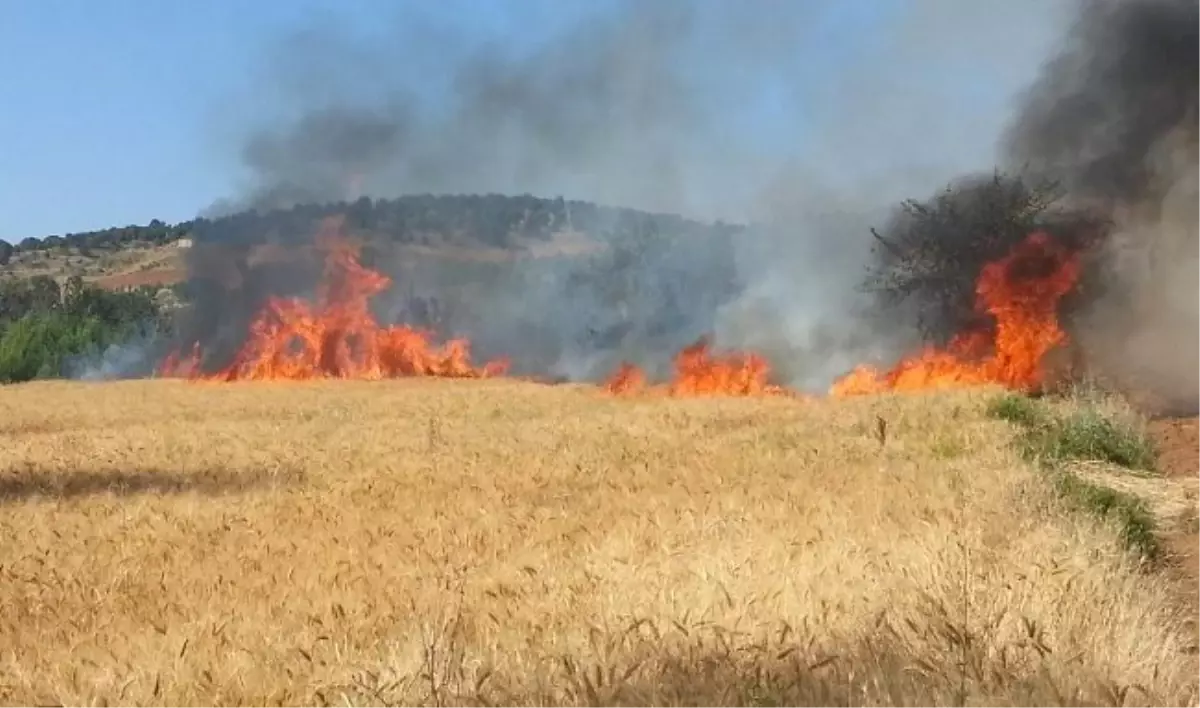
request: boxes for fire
[159,219,508,382]
[162,221,1079,398]
[157,342,202,379]
[829,231,1081,397]
[604,337,790,397]
[604,231,1080,400]
[605,362,646,395]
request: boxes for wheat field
[0,379,1195,706]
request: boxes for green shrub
[0,312,132,383]
[988,394,1157,472]
[1038,408,1157,471]
[986,393,1043,427]
[0,276,168,384]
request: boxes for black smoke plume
[1009,0,1199,413]
[1005,0,1198,207]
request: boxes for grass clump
[1040,408,1158,471]
[987,392,1044,427]
[1052,471,1161,561]
[989,393,1158,473]
[989,391,1162,560]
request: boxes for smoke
[1004,0,1198,206]
[1004,0,1198,413]
[175,0,1200,396]
[66,329,162,381]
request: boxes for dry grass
[0,243,184,288]
[0,379,1195,706]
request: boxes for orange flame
[605,231,1080,400]
[156,342,202,379]
[162,224,1079,399]
[160,219,508,382]
[604,337,791,397]
[829,231,1081,397]
[605,362,646,395]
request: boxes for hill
[0,378,1195,705]
[0,194,740,291]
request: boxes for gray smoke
[1005,0,1198,413]
[193,0,1087,389]
[65,323,165,381]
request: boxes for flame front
[604,231,1080,400]
[163,225,1080,396]
[604,337,790,397]
[829,231,1081,397]
[159,220,508,382]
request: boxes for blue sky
[0,1,407,241]
[2,0,675,241]
[0,0,1064,243]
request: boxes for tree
[0,240,12,266]
[861,171,1108,343]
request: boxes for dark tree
[862,171,1108,344]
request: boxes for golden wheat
[0,379,1194,706]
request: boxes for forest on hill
[0,193,738,262]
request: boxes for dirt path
[1142,422,1200,648]
[1150,417,1199,479]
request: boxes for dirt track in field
[1149,417,1200,610]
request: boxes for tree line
[1,193,730,259]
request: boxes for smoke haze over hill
[149,0,1199,407]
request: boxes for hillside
[0,194,740,291]
[0,193,749,386]
[0,379,1196,706]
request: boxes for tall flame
[163,224,1080,397]
[159,220,508,382]
[829,230,1081,396]
[604,230,1081,399]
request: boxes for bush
[992,395,1157,472]
[986,393,1043,427]
[1036,408,1157,471]
[0,278,168,383]
[0,312,117,383]
[1052,472,1159,560]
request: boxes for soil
[1147,417,1199,624]
[93,267,187,290]
[1150,417,1200,480]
